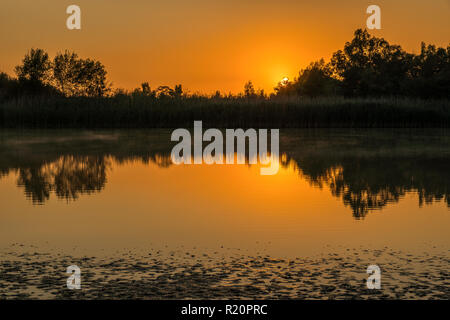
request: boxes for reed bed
[1,96,448,128]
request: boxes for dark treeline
[274,29,450,99]
[1,29,449,128]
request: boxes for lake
[0,129,449,299]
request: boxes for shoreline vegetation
[1,29,449,128]
[1,96,448,128]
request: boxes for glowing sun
[281,77,289,85]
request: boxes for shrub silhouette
[275,59,338,97]
[53,50,109,97]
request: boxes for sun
[281,77,289,85]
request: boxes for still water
[0,129,448,257]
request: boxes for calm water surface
[0,129,449,257]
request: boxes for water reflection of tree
[15,156,109,203]
[0,131,448,218]
[4,152,448,217]
[282,134,450,218]
[4,154,173,204]
[304,166,404,219]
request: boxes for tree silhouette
[244,81,256,98]
[74,58,109,97]
[174,84,183,98]
[12,49,110,97]
[330,29,412,96]
[156,85,174,98]
[141,82,152,96]
[15,48,52,85]
[407,43,450,98]
[53,50,79,96]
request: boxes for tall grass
[0,95,449,128]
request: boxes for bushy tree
[330,29,412,96]
[74,58,109,97]
[54,52,109,97]
[407,43,450,98]
[156,85,174,98]
[53,50,79,96]
[295,60,338,97]
[15,48,52,85]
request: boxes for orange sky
[1,0,449,93]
